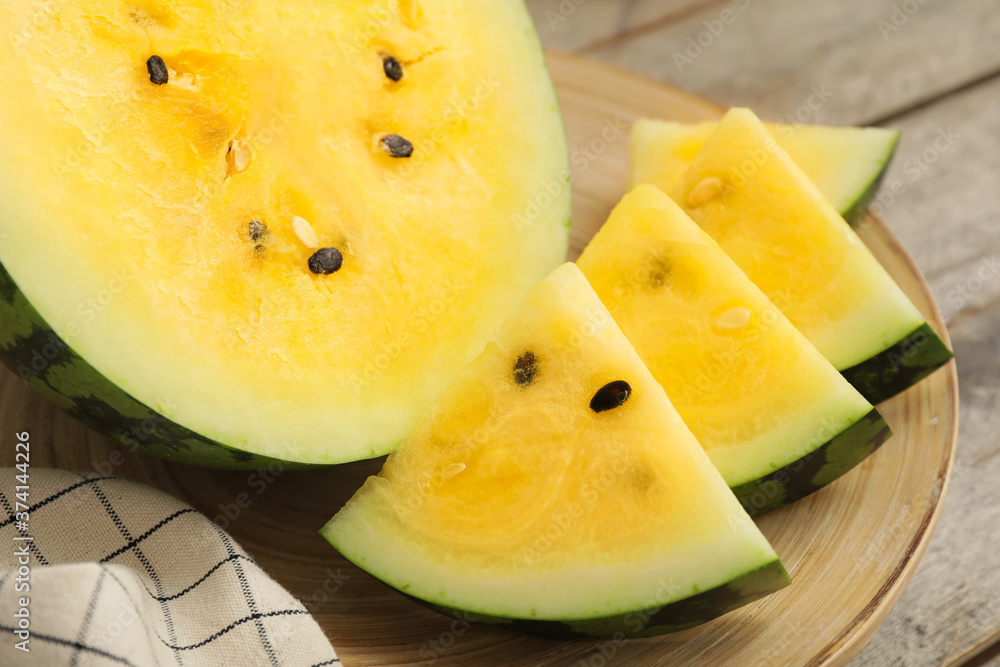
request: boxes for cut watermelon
[631,119,900,224]
[0,1,569,466]
[322,264,789,639]
[577,185,891,515]
[669,108,952,405]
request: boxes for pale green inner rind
[776,126,900,221]
[417,558,790,639]
[836,130,900,223]
[0,264,299,468]
[716,390,874,488]
[321,493,779,623]
[805,267,927,372]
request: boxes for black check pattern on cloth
[0,469,340,667]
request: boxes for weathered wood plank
[524,0,714,53]
[839,76,1000,667]
[575,0,1000,126]
[965,642,1000,666]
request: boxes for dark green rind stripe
[414,560,790,640]
[839,131,900,225]
[0,265,302,469]
[841,323,954,405]
[733,408,892,517]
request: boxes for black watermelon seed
[381,134,414,158]
[308,247,344,275]
[147,56,169,85]
[248,220,267,242]
[590,381,632,413]
[513,351,538,386]
[383,56,404,82]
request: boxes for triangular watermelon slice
[322,263,789,639]
[578,185,891,516]
[671,108,952,404]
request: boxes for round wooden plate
[0,52,958,666]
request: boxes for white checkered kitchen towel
[0,468,340,667]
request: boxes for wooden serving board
[0,52,958,666]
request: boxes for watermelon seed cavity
[383,56,404,82]
[590,381,632,413]
[513,351,537,386]
[248,220,267,242]
[381,134,414,158]
[169,70,199,91]
[649,257,671,288]
[309,248,344,275]
[146,56,169,85]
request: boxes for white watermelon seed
[234,145,251,172]
[292,216,320,249]
[442,463,466,479]
[687,177,724,207]
[714,306,752,330]
[227,139,253,175]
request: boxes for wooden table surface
[521,0,1000,664]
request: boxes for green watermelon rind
[407,559,790,640]
[732,408,892,517]
[840,323,954,405]
[0,264,305,469]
